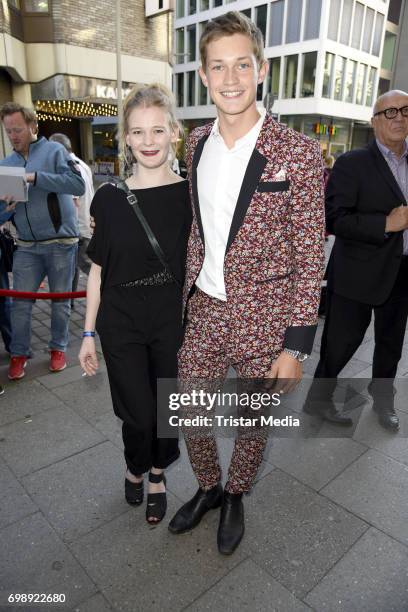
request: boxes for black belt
[119,269,175,287]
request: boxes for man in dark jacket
[306,89,408,430]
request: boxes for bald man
[305,90,408,431]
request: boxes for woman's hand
[79,337,99,376]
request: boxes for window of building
[213,0,222,6]
[8,0,21,9]
[240,8,251,17]
[362,8,374,53]
[355,63,367,104]
[344,59,357,102]
[367,68,377,105]
[351,2,364,49]
[23,0,49,11]
[268,0,284,46]
[340,0,353,45]
[301,51,317,97]
[285,0,302,44]
[225,0,236,3]
[377,76,388,98]
[284,55,298,98]
[199,78,207,105]
[200,0,209,10]
[372,13,384,56]
[176,73,184,107]
[199,21,208,43]
[176,28,185,62]
[176,0,184,18]
[187,24,196,61]
[268,57,281,98]
[304,0,321,40]
[334,55,346,100]
[256,4,267,40]
[322,52,334,98]
[328,0,341,40]
[381,31,397,71]
[187,72,196,106]
[388,0,402,25]
[188,0,196,15]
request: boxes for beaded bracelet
[83,331,95,338]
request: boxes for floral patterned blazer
[183,112,326,357]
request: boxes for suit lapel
[226,148,267,252]
[191,133,210,244]
[370,141,406,203]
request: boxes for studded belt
[119,269,175,287]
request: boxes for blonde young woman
[79,85,191,524]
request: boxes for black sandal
[125,473,144,506]
[146,472,167,525]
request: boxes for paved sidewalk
[0,271,408,611]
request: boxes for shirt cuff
[283,325,317,355]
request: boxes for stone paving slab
[50,370,112,422]
[0,513,97,610]
[185,558,311,612]
[0,404,105,477]
[305,528,408,612]
[265,437,368,491]
[70,496,245,612]
[0,379,67,427]
[241,470,369,598]
[0,458,37,530]
[352,405,408,465]
[72,593,114,612]
[22,441,127,543]
[321,449,408,546]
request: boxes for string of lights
[35,100,118,119]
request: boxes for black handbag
[113,179,181,287]
[0,227,16,272]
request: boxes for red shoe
[8,356,28,380]
[49,350,67,372]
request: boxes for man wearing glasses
[306,89,408,431]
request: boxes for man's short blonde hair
[0,102,38,132]
[199,11,265,70]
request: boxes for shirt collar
[210,108,266,150]
[376,138,408,162]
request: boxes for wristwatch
[283,348,309,362]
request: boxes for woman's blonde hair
[121,83,181,172]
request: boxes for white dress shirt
[196,109,266,300]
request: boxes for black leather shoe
[168,483,223,534]
[217,491,244,555]
[372,404,399,431]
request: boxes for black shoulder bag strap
[113,178,181,287]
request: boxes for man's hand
[264,351,303,394]
[1,195,17,212]
[25,173,35,184]
[385,205,408,232]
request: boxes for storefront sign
[32,75,138,103]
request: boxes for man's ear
[199,66,208,87]
[257,59,269,84]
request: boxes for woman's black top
[87,180,192,291]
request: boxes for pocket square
[272,169,287,181]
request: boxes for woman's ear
[125,133,130,147]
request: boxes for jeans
[0,253,11,352]
[10,242,77,356]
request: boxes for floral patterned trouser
[178,288,277,494]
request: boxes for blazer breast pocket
[257,180,290,193]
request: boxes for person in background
[305,90,408,431]
[0,102,84,379]
[49,133,94,307]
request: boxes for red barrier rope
[0,289,86,299]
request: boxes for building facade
[174,0,406,155]
[0,0,173,164]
